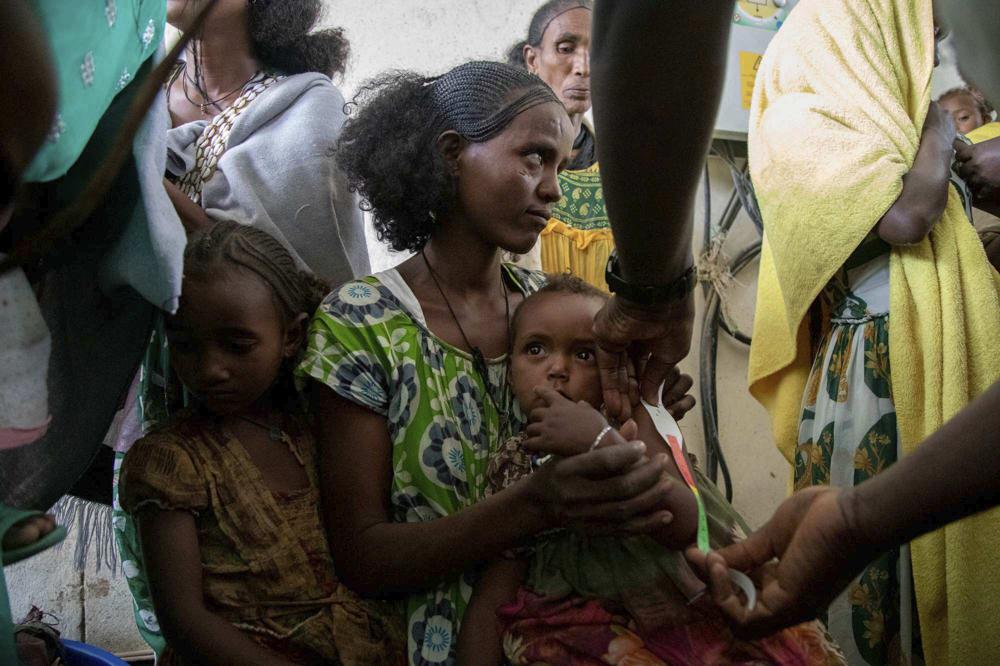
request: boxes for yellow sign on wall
[740,51,763,110]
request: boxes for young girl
[456,276,846,665]
[119,221,403,665]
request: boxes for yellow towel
[747,0,1000,663]
[966,120,1000,144]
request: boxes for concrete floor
[6,510,151,659]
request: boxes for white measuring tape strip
[640,397,757,612]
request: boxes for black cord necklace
[178,61,261,115]
[421,250,510,413]
[234,414,287,443]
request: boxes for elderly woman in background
[112,0,369,656]
[511,0,618,292]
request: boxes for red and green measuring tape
[641,397,757,610]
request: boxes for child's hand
[524,387,611,457]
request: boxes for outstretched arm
[590,0,733,415]
[688,379,1000,636]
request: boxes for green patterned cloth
[550,165,608,231]
[112,318,182,657]
[297,265,545,665]
[794,237,917,665]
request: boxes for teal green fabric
[25,0,165,183]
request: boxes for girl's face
[166,267,301,415]
[450,101,574,254]
[510,291,605,414]
[525,8,593,117]
[940,92,989,134]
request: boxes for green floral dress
[795,236,916,666]
[297,265,545,666]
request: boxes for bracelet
[590,425,613,451]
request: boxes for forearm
[847,380,1000,552]
[877,131,952,245]
[456,559,526,666]
[160,605,297,666]
[164,178,213,234]
[591,0,731,283]
[331,480,547,597]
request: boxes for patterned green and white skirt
[794,251,918,666]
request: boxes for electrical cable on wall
[696,140,763,501]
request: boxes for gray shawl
[166,72,369,286]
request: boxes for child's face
[940,92,989,134]
[510,291,605,414]
[166,267,296,415]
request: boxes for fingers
[619,419,638,441]
[667,396,697,420]
[954,138,972,160]
[640,354,673,406]
[714,527,783,574]
[534,386,568,407]
[597,346,628,420]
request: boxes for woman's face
[450,101,574,254]
[525,8,592,117]
[166,0,246,31]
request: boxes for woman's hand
[520,431,675,535]
[956,136,1000,211]
[685,486,874,638]
[661,366,696,420]
[594,292,695,422]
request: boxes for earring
[429,211,438,224]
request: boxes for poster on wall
[714,0,798,139]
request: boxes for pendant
[268,426,283,442]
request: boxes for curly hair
[337,62,561,253]
[248,0,348,77]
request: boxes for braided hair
[337,61,562,253]
[184,221,327,329]
[182,221,328,405]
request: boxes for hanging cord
[0,0,219,275]
[696,142,764,499]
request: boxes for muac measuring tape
[641,397,757,611]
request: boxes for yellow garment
[540,164,614,291]
[966,120,1000,144]
[540,220,613,291]
[747,1,1000,663]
